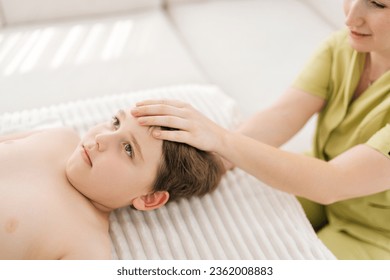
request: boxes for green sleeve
[366,124,390,159]
[292,35,335,100]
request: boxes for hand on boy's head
[131,99,227,153]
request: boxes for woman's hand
[131,99,228,153]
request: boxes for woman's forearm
[217,131,333,203]
[237,87,325,147]
[217,131,390,204]
[237,107,302,147]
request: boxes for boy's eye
[112,116,120,129]
[124,143,133,158]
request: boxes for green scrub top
[293,29,390,254]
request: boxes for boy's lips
[81,145,93,166]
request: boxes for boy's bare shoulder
[42,127,80,141]
[36,127,80,154]
[1,126,78,143]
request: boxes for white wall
[0,0,162,25]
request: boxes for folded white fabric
[0,84,335,259]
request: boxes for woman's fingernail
[131,108,139,115]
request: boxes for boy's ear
[132,191,169,211]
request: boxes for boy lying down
[0,108,224,259]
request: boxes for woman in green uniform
[131,0,390,259]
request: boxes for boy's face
[66,108,163,210]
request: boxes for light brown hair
[152,131,224,202]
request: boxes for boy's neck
[90,200,113,217]
[65,175,112,219]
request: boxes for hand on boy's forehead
[115,108,162,160]
[119,108,159,131]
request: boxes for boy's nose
[94,132,110,151]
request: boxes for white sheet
[0,84,335,259]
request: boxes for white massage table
[0,85,335,259]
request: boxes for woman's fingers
[132,99,192,118]
[153,128,192,144]
[132,104,183,119]
[136,99,187,108]
[137,115,189,131]
[132,99,199,131]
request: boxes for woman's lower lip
[350,30,371,39]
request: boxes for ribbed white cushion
[0,85,335,259]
